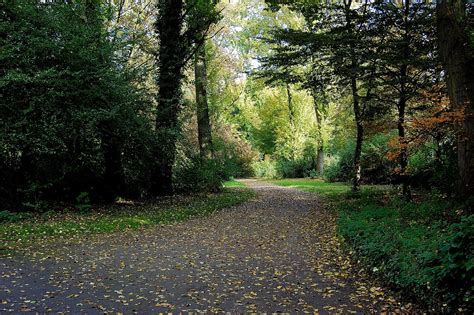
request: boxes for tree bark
[286,83,295,130]
[101,127,125,202]
[316,146,324,175]
[286,83,296,160]
[195,42,213,159]
[343,0,364,193]
[352,77,363,192]
[397,92,410,199]
[312,92,325,176]
[150,0,184,196]
[398,0,411,200]
[437,1,474,201]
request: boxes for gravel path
[1,179,412,313]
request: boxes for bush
[173,156,224,193]
[212,125,257,179]
[409,141,458,194]
[324,143,355,182]
[324,133,395,183]
[308,168,318,179]
[253,158,315,179]
[276,159,313,178]
[252,160,278,178]
[428,215,474,311]
[0,2,155,209]
[339,195,473,312]
[75,192,92,214]
[0,210,31,223]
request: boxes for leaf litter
[0,180,418,313]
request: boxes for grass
[0,188,255,250]
[223,179,246,188]
[271,178,387,199]
[271,178,473,312]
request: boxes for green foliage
[276,159,313,178]
[75,192,92,214]
[252,160,278,178]
[324,133,395,184]
[339,195,473,312]
[429,215,474,310]
[308,168,318,179]
[0,210,30,224]
[0,1,155,208]
[409,141,459,194]
[173,156,224,193]
[212,127,257,179]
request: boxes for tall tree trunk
[195,42,213,159]
[316,146,324,175]
[343,0,364,193]
[437,1,474,201]
[101,127,125,202]
[397,93,410,199]
[102,137,125,202]
[150,0,184,196]
[398,0,411,200]
[286,83,296,160]
[286,84,296,130]
[312,91,325,176]
[352,77,363,192]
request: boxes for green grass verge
[223,179,246,188]
[271,178,473,312]
[0,188,255,250]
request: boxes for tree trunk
[437,1,474,201]
[102,138,125,202]
[150,0,184,196]
[101,128,125,202]
[352,77,363,192]
[195,42,213,159]
[286,83,296,160]
[313,92,325,176]
[286,83,295,130]
[397,93,410,199]
[398,0,411,200]
[316,146,324,175]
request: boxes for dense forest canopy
[0,0,473,206]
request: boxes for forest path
[1,179,407,313]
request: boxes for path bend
[0,179,412,313]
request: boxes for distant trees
[261,0,466,197]
[261,0,378,192]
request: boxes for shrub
[308,168,318,179]
[173,156,224,193]
[339,195,473,312]
[325,133,395,183]
[428,215,474,311]
[276,159,313,178]
[75,192,92,214]
[252,160,278,178]
[0,210,31,223]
